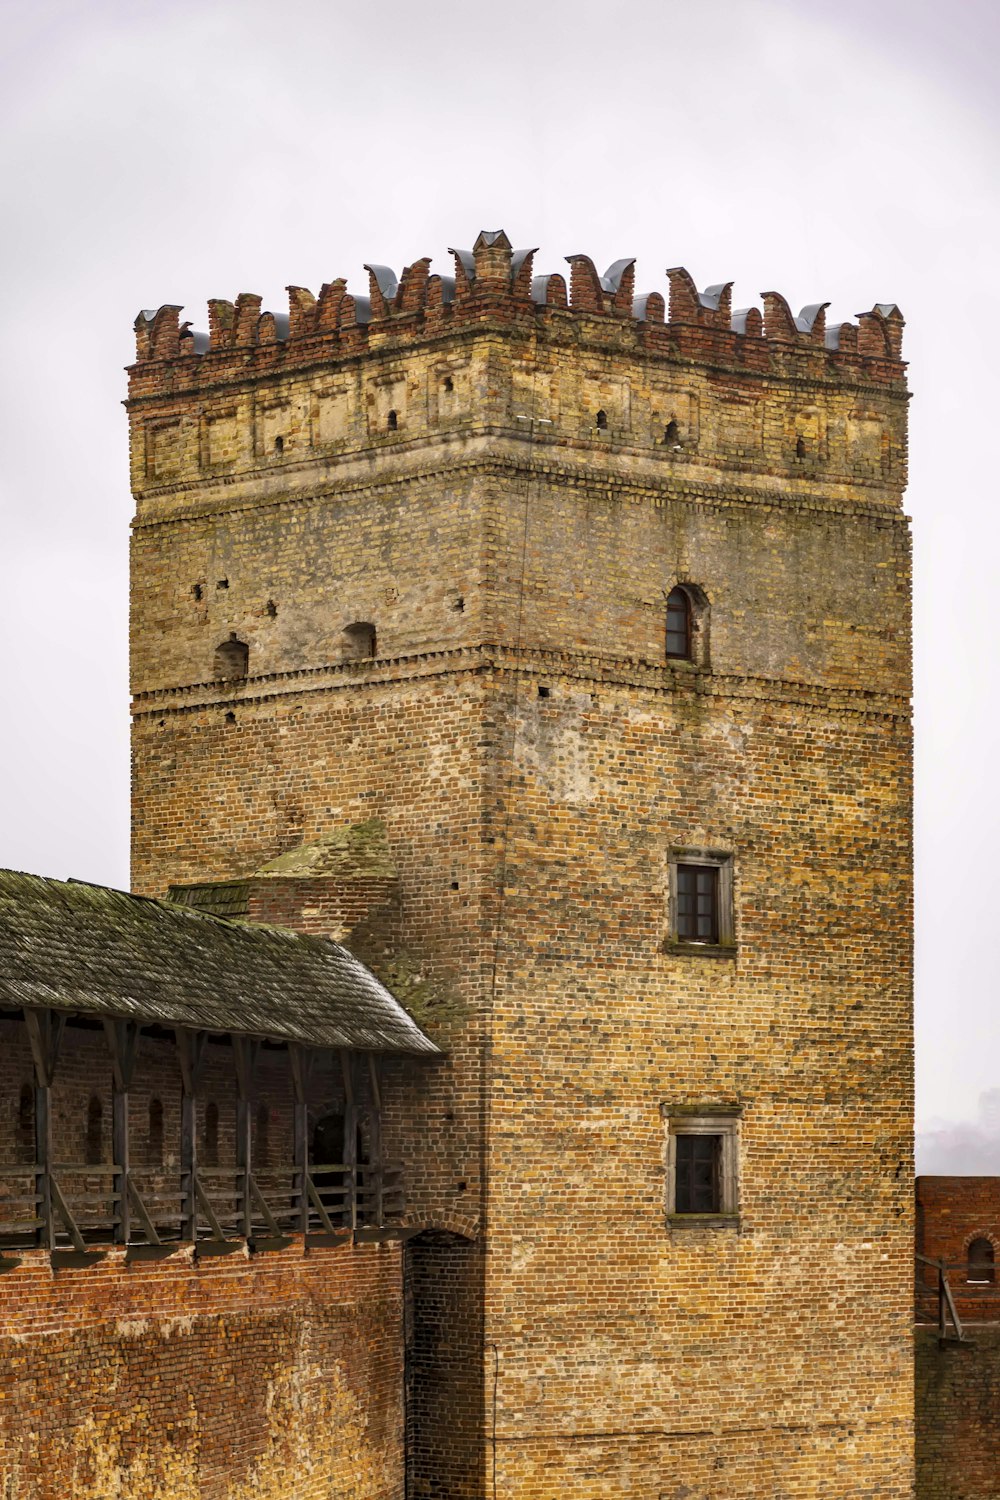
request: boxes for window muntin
[666,586,691,659]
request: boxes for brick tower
[127,230,914,1498]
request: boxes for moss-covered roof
[0,869,438,1056]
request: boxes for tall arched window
[149,1098,164,1165]
[204,1101,219,1167]
[666,586,692,660]
[968,1237,995,1284]
[85,1095,103,1165]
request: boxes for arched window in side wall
[85,1095,103,1165]
[968,1237,996,1284]
[343,621,377,660]
[666,586,692,660]
[214,634,249,681]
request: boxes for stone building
[1,227,914,1498]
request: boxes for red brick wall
[0,1241,404,1498]
[916,1177,1000,1324]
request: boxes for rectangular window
[674,1132,721,1214]
[675,864,718,943]
[665,1111,740,1223]
[667,850,735,952]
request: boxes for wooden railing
[915,1254,972,1340]
[0,1159,406,1267]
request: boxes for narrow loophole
[387,409,398,431]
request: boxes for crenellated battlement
[130,226,905,392]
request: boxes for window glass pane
[675,1134,721,1213]
[666,588,690,658]
[676,864,718,943]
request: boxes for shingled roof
[0,869,438,1056]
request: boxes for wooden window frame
[667,849,735,955]
[665,586,692,660]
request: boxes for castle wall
[126,235,913,1497]
[0,1242,404,1499]
[916,1176,1000,1324]
[916,1327,1000,1499]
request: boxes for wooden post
[233,1037,258,1240]
[177,1030,206,1244]
[23,1009,64,1252]
[290,1044,311,1237]
[341,1049,357,1231]
[104,1020,140,1246]
[368,1054,384,1227]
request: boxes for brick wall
[916,1326,1000,1499]
[127,232,913,1497]
[0,1242,404,1498]
[917,1177,1000,1324]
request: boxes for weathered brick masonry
[125,231,914,1497]
[915,1177,1000,1500]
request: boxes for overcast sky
[1,0,997,1158]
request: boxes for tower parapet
[130,227,905,389]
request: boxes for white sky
[1,0,997,1149]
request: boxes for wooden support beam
[233,1036,258,1241]
[176,1030,205,1243]
[104,1021,140,1246]
[290,1044,311,1237]
[341,1049,357,1232]
[368,1055,384,1227]
[23,1008,63,1253]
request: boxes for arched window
[666,586,692,660]
[86,1095,103,1165]
[343,621,377,660]
[595,409,608,430]
[204,1101,219,1167]
[387,409,398,431]
[214,634,249,681]
[255,1102,270,1168]
[795,435,806,458]
[148,1098,164,1165]
[968,1237,995,1284]
[17,1083,34,1157]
